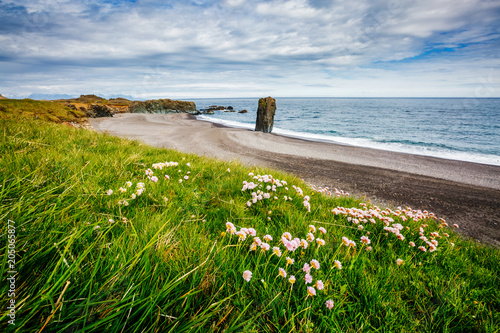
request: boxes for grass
[0,99,86,123]
[0,113,499,332]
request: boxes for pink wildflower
[319,227,327,234]
[325,300,334,310]
[310,259,320,270]
[304,273,313,284]
[307,286,316,297]
[303,263,311,273]
[316,280,324,290]
[278,268,287,278]
[242,270,252,282]
[334,260,342,270]
[360,236,371,245]
[288,275,296,284]
[396,258,404,265]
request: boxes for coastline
[89,113,500,246]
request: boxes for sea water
[194,98,500,166]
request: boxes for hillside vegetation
[0,107,499,332]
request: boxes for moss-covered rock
[128,99,197,114]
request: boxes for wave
[196,115,500,166]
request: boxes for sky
[0,0,499,99]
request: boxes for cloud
[0,0,499,98]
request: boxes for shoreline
[89,113,500,246]
[196,114,500,168]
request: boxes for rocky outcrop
[73,94,107,104]
[85,104,114,118]
[128,99,197,114]
[255,97,276,133]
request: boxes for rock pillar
[255,96,276,133]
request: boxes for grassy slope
[0,114,499,332]
[0,99,86,123]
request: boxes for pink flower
[300,239,309,249]
[306,233,315,242]
[248,228,257,236]
[409,241,416,247]
[418,246,427,252]
[261,243,270,251]
[288,275,296,284]
[310,259,320,270]
[325,299,334,310]
[334,260,342,270]
[242,270,252,282]
[164,175,170,180]
[236,231,247,241]
[286,256,295,265]
[307,286,316,297]
[279,268,287,278]
[316,280,324,290]
[282,232,292,241]
[396,258,404,265]
[319,227,327,234]
[453,224,459,228]
[226,222,236,234]
[272,246,282,257]
[309,224,316,233]
[360,236,371,245]
[303,263,311,273]
[263,234,273,242]
[151,176,158,182]
[316,238,325,246]
[304,273,313,284]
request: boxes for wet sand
[89,113,500,246]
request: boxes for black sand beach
[89,113,500,247]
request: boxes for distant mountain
[27,93,77,100]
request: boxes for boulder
[238,110,248,113]
[255,96,276,133]
[85,104,114,118]
[128,99,196,114]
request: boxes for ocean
[193,98,500,166]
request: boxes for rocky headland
[128,99,197,114]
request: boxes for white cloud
[0,0,499,97]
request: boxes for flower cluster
[242,174,315,213]
[230,221,337,309]
[332,204,455,255]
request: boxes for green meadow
[0,102,499,332]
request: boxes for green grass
[0,116,499,332]
[0,99,86,123]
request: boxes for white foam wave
[196,116,500,166]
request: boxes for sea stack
[255,96,276,133]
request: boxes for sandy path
[89,113,500,246]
